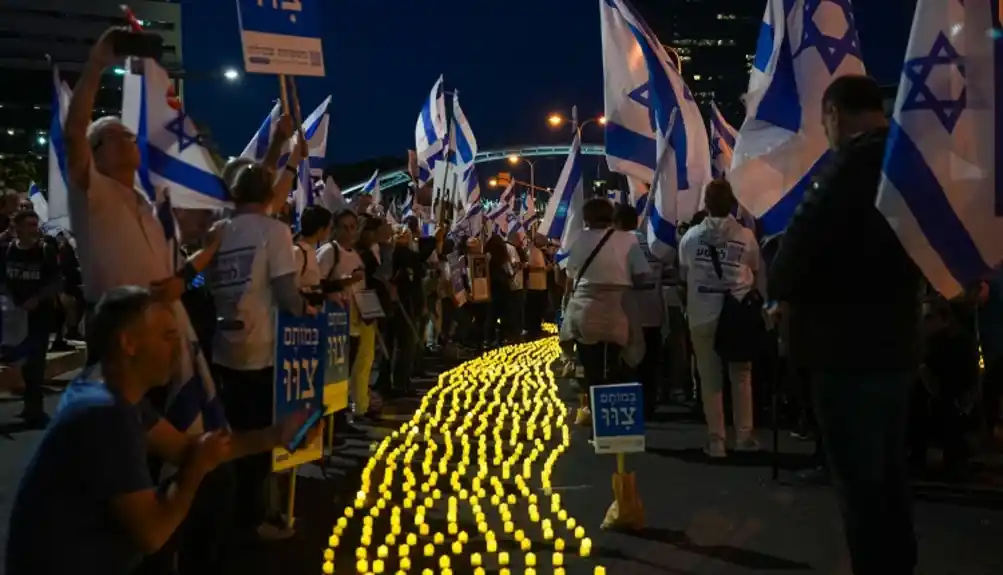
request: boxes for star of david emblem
[900,32,966,134]
[165,111,200,152]
[793,0,863,74]
[628,82,658,133]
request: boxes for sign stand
[589,382,646,531]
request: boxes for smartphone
[285,405,325,453]
[109,30,164,60]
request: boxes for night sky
[183,0,917,174]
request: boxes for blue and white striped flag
[876,0,1003,298]
[362,169,382,207]
[451,92,478,169]
[122,59,230,210]
[539,133,584,266]
[459,165,481,208]
[415,75,448,187]
[319,176,347,212]
[28,182,48,223]
[401,192,415,219]
[241,100,282,162]
[604,0,704,258]
[709,101,737,179]
[46,66,72,231]
[452,200,484,239]
[628,177,649,214]
[601,0,711,217]
[731,0,865,235]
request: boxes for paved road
[3,339,1003,574]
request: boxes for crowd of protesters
[1,29,1002,575]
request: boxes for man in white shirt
[678,181,763,458]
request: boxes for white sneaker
[703,436,727,458]
[256,521,295,541]
[734,437,762,452]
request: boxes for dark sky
[182,0,917,169]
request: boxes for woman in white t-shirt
[316,210,372,421]
[205,163,315,538]
[678,180,764,458]
[562,199,651,433]
[292,206,332,290]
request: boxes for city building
[632,0,765,129]
[0,0,182,189]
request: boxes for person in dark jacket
[769,75,923,575]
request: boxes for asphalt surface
[2,339,1003,574]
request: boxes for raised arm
[64,29,118,190]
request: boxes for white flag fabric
[122,59,230,210]
[538,133,584,267]
[730,0,865,234]
[601,0,711,218]
[876,0,1003,298]
[46,66,72,231]
[628,177,649,213]
[709,101,738,179]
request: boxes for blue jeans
[812,370,916,575]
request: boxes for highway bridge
[340,144,604,195]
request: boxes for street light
[223,68,241,82]
[507,154,536,208]
[488,178,498,188]
[547,114,563,127]
[547,110,606,137]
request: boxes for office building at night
[632,0,765,129]
[0,0,182,183]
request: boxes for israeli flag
[487,180,516,222]
[415,75,448,186]
[628,177,649,213]
[452,92,478,168]
[452,201,484,238]
[241,100,281,161]
[876,0,1003,298]
[362,169,381,206]
[28,182,49,223]
[122,59,230,210]
[46,66,72,231]
[710,101,738,179]
[401,192,415,219]
[538,133,584,266]
[731,0,865,234]
[459,165,481,208]
[300,96,331,173]
[601,0,711,213]
[318,176,347,212]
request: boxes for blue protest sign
[323,301,350,415]
[589,383,646,454]
[272,309,326,471]
[235,0,325,77]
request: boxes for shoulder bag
[707,240,766,362]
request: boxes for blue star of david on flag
[165,111,200,153]
[900,32,966,134]
[793,0,864,74]
[628,82,657,133]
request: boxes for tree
[0,156,42,195]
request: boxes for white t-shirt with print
[564,229,650,288]
[208,213,297,370]
[678,215,760,328]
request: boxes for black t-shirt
[1,240,59,307]
[5,379,159,575]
